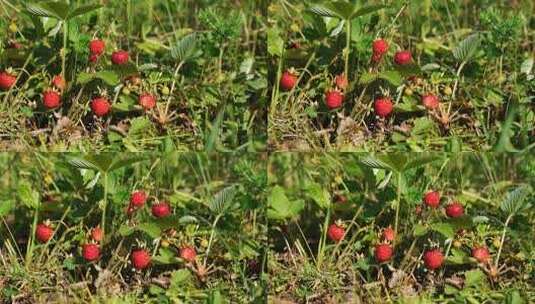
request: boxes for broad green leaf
[153,248,180,264]
[26,1,69,20]
[267,186,304,220]
[500,185,532,215]
[170,33,198,61]
[453,33,481,62]
[430,222,455,238]
[208,185,238,214]
[170,269,191,288]
[66,4,102,20]
[18,182,41,209]
[306,182,331,210]
[267,28,284,57]
[413,224,428,237]
[0,200,15,217]
[351,4,387,19]
[464,269,487,287]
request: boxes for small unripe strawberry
[375,243,393,263]
[374,97,393,118]
[327,223,345,242]
[82,243,100,262]
[382,227,395,242]
[394,50,412,65]
[139,93,156,110]
[453,240,462,248]
[89,39,105,56]
[421,94,439,110]
[52,75,66,90]
[131,249,151,270]
[372,39,389,57]
[280,70,297,91]
[91,97,111,117]
[325,90,343,109]
[0,71,17,90]
[91,227,103,242]
[111,50,129,65]
[152,201,171,218]
[472,246,490,264]
[445,202,464,218]
[43,90,61,109]
[180,246,197,263]
[423,249,444,270]
[334,74,348,90]
[36,223,54,243]
[423,191,440,208]
[130,190,147,208]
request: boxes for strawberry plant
[268,153,535,303]
[268,0,534,151]
[0,153,267,302]
[0,1,267,151]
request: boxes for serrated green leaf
[66,3,102,20]
[170,33,198,61]
[306,182,331,209]
[267,186,304,220]
[500,185,532,215]
[267,28,284,57]
[351,4,387,19]
[208,185,238,214]
[453,33,481,62]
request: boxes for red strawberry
[82,243,100,261]
[180,246,197,263]
[131,249,151,270]
[152,202,171,218]
[52,75,66,90]
[89,39,105,56]
[91,97,111,117]
[382,227,395,242]
[375,243,393,263]
[327,223,345,242]
[130,190,147,208]
[421,94,439,110]
[374,97,393,118]
[423,249,444,270]
[334,74,348,90]
[280,70,297,91]
[372,39,389,56]
[43,90,61,109]
[325,90,343,109]
[111,50,129,65]
[334,194,347,204]
[36,223,54,243]
[139,93,156,110]
[423,191,440,208]
[8,42,22,49]
[445,202,464,218]
[91,227,103,242]
[89,54,99,63]
[0,71,17,90]
[471,246,490,264]
[394,50,412,65]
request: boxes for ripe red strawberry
[43,90,61,109]
[423,191,440,208]
[131,249,151,270]
[421,94,439,110]
[180,246,197,263]
[325,90,343,109]
[89,54,99,63]
[334,74,348,90]
[423,249,444,270]
[374,97,393,118]
[91,97,111,117]
[280,70,297,91]
[372,39,389,56]
[327,223,345,242]
[36,223,54,243]
[52,75,66,90]
[111,50,129,65]
[471,246,490,264]
[82,243,100,261]
[375,243,393,263]
[445,202,464,218]
[394,50,412,65]
[89,39,105,56]
[152,202,171,218]
[382,227,395,242]
[0,71,17,90]
[91,227,103,242]
[139,93,156,110]
[130,190,147,208]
